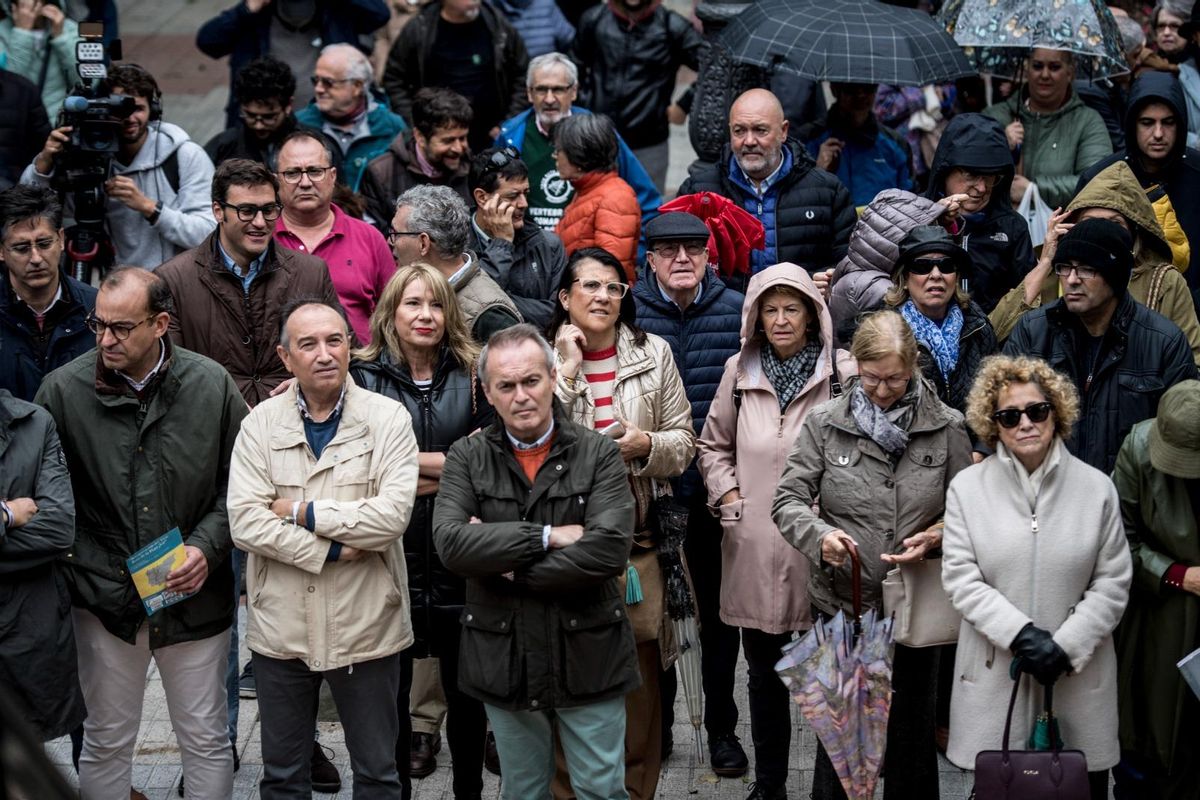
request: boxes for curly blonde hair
[965,355,1079,447]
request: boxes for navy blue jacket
[195,0,390,128]
[0,272,97,402]
[633,264,744,498]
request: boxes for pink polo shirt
[274,204,396,343]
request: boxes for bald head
[729,89,789,181]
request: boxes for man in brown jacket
[156,159,347,407]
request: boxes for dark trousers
[401,629,487,799]
[812,643,940,800]
[742,627,796,789]
[254,651,411,800]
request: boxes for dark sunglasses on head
[485,146,521,171]
[907,257,958,276]
[992,401,1053,429]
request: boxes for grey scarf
[762,340,822,411]
[849,380,919,459]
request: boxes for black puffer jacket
[1003,292,1198,473]
[350,348,492,657]
[911,300,998,414]
[925,113,1036,314]
[678,139,855,285]
[575,0,705,149]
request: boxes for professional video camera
[52,23,133,283]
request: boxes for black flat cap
[644,211,710,243]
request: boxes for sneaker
[709,732,749,777]
[311,742,342,793]
[483,730,501,776]
[237,661,256,699]
[746,782,787,800]
[410,732,439,778]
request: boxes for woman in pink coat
[696,262,839,798]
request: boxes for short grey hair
[478,323,555,386]
[527,52,578,88]
[1115,15,1146,55]
[395,185,471,260]
[319,43,373,87]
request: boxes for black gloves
[1010,623,1072,686]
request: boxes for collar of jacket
[606,0,662,27]
[823,375,956,438]
[0,267,88,317]
[1046,289,1136,341]
[269,377,371,452]
[200,231,282,277]
[1009,86,1086,122]
[398,129,471,181]
[483,398,579,460]
[450,251,485,289]
[93,335,176,401]
[722,138,814,192]
[633,263,726,316]
[354,345,459,391]
[570,169,617,195]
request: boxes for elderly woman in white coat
[696,263,838,798]
[943,354,1132,800]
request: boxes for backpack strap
[1147,262,1173,313]
[162,150,181,195]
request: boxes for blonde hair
[849,309,919,370]
[964,355,1080,447]
[884,271,971,312]
[354,264,479,371]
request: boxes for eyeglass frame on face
[531,83,575,98]
[278,166,332,184]
[1157,21,1183,31]
[384,226,423,246]
[3,237,59,257]
[906,256,959,276]
[240,108,285,126]
[651,241,707,260]
[572,278,629,299]
[859,372,910,390]
[218,202,283,222]
[86,314,157,341]
[953,168,1001,190]
[1053,262,1100,281]
[992,401,1054,429]
[310,75,358,89]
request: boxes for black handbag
[972,674,1090,800]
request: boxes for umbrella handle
[845,539,863,623]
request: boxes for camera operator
[21,63,217,270]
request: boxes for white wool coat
[941,438,1132,770]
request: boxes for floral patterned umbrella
[938,0,1128,79]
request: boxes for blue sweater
[488,0,574,58]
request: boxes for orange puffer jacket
[556,170,641,281]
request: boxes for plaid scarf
[761,339,822,411]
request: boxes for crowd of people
[2,1,1200,800]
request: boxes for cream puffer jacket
[228,379,420,671]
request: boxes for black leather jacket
[351,348,492,655]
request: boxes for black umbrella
[719,0,976,86]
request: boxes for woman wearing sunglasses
[884,225,997,428]
[942,354,1132,800]
[548,247,694,800]
[773,310,972,800]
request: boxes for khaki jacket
[697,264,835,634]
[228,379,419,671]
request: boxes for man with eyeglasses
[391,184,521,344]
[155,158,346,408]
[294,43,407,192]
[361,87,475,230]
[1003,218,1196,473]
[274,131,395,344]
[630,210,748,774]
[468,146,566,330]
[34,266,248,800]
[923,113,1036,313]
[494,52,662,233]
[0,185,97,402]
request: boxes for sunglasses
[992,401,1053,429]
[907,257,958,276]
[484,146,521,172]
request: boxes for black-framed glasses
[278,166,332,184]
[651,241,707,259]
[219,202,282,222]
[992,401,1054,429]
[86,314,156,341]
[907,257,958,276]
[3,237,59,257]
[240,108,285,125]
[310,75,356,89]
[531,83,575,97]
[573,278,629,299]
[385,227,423,245]
[1053,262,1099,281]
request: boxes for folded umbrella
[659,192,765,278]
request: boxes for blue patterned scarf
[900,299,963,383]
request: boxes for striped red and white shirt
[581,345,618,430]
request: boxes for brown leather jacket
[156,233,347,406]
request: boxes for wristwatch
[145,200,163,225]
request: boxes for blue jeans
[485,696,628,800]
[226,548,245,743]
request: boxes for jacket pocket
[459,606,520,702]
[62,537,136,614]
[560,602,634,699]
[1116,371,1164,440]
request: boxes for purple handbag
[972,674,1090,799]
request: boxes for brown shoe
[410,732,439,778]
[484,730,501,776]
[131,791,149,800]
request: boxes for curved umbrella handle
[844,538,862,624]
